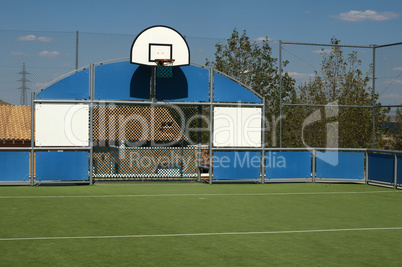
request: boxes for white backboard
[131,25,190,66]
[213,107,262,147]
[35,104,89,147]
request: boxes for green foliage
[392,107,402,150]
[208,31,390,149]
[206,28,295,116]
[283,38,390,148]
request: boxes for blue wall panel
[36,151,88,181]
[0,152,30,181]
[214,73,261,103]
[397,155,402,185]
[316,152,364,180]
[156,65,209,102]
[36,69,89,99]
[95,61,148,100]
[266,152,311,179]
[213,151,261,180]
[368,153,394,184]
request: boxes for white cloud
[17,35,36,41]
[393,79,402,85]
[384,78,402,85]
[38,50,60,57]
[10,51,28,57]
[17,35,55,42]
[288,72,315,79]
[381,93,402,99]
[253,37,269,42]
[332,10,400,22]
[312,49,332,54]
[35,82,49,88]
[392,67,402,72]
[37,36,55,43]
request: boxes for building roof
[0,105,31,143]
[0,100,12,106]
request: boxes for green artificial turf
[0,182,402,266]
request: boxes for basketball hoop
[155,59,175,78]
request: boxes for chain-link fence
[0,29,400,151]
[92,103,206,180]
[279,42,402,149]
[375,43,402,107]
[0,30,226,106]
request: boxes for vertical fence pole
[75,31,79,70]
[261,97,266,184]
[30,92,35,186]
[365,150,369,184]
[312,149,316,183]
[151,67,156,102]
[89,64,94,185]
[394,153,398,189]
[279,40,283,148]
[197,106,202,182]
[372,46,376,149]
[209,68,214,184]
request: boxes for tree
[392,107,402,150]
[283,38,390,148]
[206,28,296,146]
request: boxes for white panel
[150,44,172,60]
[35,104,89,147]
[213,107,262,147]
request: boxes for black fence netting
[92,103,204,180]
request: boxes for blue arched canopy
[36,60,261,104]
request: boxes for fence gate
[92,103,201,181]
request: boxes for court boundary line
[0,190,399,199]
[1,227,402,241]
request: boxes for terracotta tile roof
[0,105,31,142]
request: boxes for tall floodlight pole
[17,62,31,106]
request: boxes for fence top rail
[264,147,368,152]
[33,147,91,151]
[283,103,374,108]
[375,42,402,48]
[0,147,32,151]
[281,41,373,49]
[367,148,402,155]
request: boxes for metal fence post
[197,105,202,182]
[30,92,35,186]
[261,97,266,184]
[394,153,398,189]
[312,149,316,183]
[279,40,283,148]
[75,31,79,70]
[89,64,94,185]
[365,150,369,184]
[209,68,214,184]
[372,45,376,149]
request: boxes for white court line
[0,190,399,199]
[1,227,402,242]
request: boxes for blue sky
[0,0,401,107]
[0,0,401,45]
